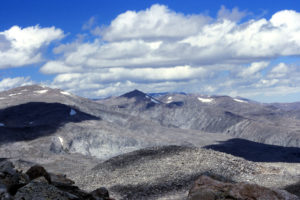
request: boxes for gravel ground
[67,146,300,200]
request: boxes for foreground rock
[0,160,114,200]
[188,175,299,200]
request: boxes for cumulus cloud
[35,5,300,100]
[182,11,300,59]
[0,25,64,68]
[98,4,212,41]
[268,63,290,78]
[0,77,34,91]
[238,61,269,78]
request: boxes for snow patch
[58,136,64,146]
[0,97,5,100]
[70,109,77,116]
[0,123,5,127]
[234,98,247,103]
[61,91,72,96]
[151,98,159,104]
[198,97,214,103]
[146,95,159,104]
[34,90,48,94]
[9,93,22,97]
[166,96,173,103]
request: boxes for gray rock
[0,161,16,176]
[188,175,299,200]
[0,161,28,195]
[14,177,70,200]
[0,184,12,200]
[91,187,110,200]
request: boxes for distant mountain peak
[121,89,146,99]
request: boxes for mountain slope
[97,90,300,147]
[1,86,300,199]
[0,85,232,160]
[75,145,299,200]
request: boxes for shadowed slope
[0,102,99,143]
[204,138,300,163]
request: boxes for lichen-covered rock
[188,175,299,200]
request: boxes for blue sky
[1,0,300,102]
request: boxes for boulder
[14,177,70,200]
[0,160,114,200]
[25,165,51,184]
[50,173,75,187]
[0,161,16,176]
[91,187,115,200]
[50,173,95,200]
[0,161,29,195]
[188,175,299,200]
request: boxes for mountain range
[0,85,300,199]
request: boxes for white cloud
[42,7,300,75]
[268,63,289,78]
[41,61,83,74]
[0,25,64,68]
[182,12,300,59]
[82,16,97,30]
[0,4,294,101]
[23,5,300,100]
[0,77,34,91]
[238,61,269,78]
[52,65,207,84]
[99,4,211,41]
[255,79,280,87]
[217,5,249,22]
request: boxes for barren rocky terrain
[0,85,300,199]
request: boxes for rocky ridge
[71,146,300,200]
[0,160,114,200]
[0,85,232,160]
[98,90,300,147]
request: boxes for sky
[1,0,300,102]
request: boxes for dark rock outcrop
[0,160,114,200]
[26,165,52,184]
[188,175,299,200]
[0,161,28,195]
[91,187,113,200]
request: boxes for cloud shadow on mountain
[204,138,300,163]
[0,102,100,144]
